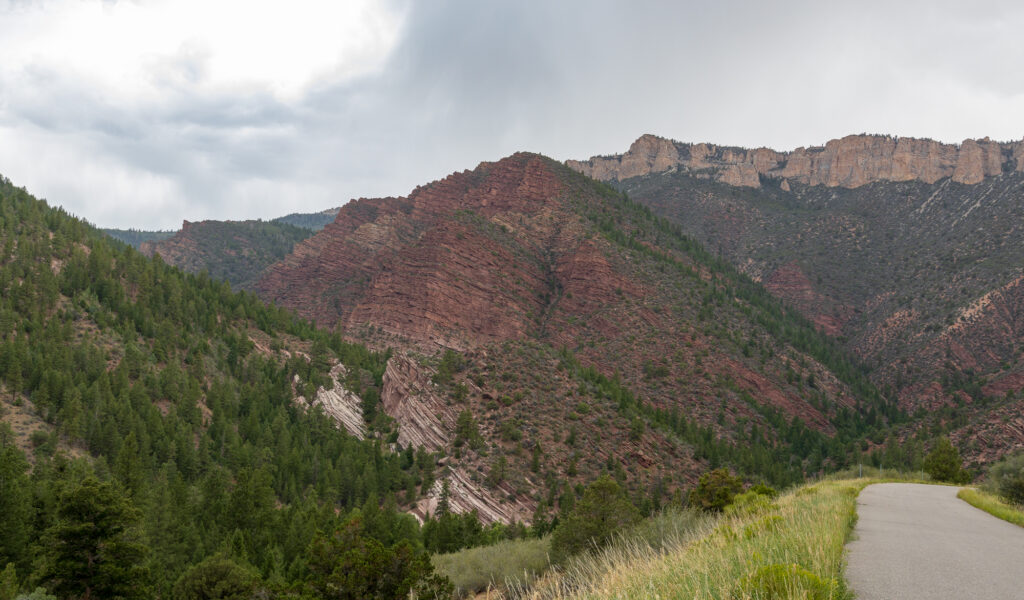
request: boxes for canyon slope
[572,133,1024,464]
[257,153,895,518]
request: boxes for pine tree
[0,562,18,600]
[550,475,640,562]
[0,441,31,570]
[43,477,152,600]
[923,437,968,483]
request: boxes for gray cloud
[2,0,1024,229]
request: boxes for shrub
[749,483,779,499]
[923,437,970,483]
[689,468,743,512]
[725,491,776,516]
[172,554,260,600]
[986,451,1024,505]
[550,476,640,562]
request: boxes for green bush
[725,491,776,517]
[923,437,970,483]
[550,476,640,562]
[733,563,839,600]
[172,554,261,600]
[689,468,743,512]
[749,483,779,499]
[986,451,1024,505]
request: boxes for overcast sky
[2,0,1024,229]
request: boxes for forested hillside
[273,208,340,231]
[138,220,316,291]
[101,228,176,248]
[0,176,461,598]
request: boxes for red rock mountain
[257,152,884,519]
[259,154,568,348]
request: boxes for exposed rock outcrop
[413,467,534,524]
[299,363,366,439]
[568,134,1024,189]
[380,352,457,453]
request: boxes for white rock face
[381,352,456,452]
[300,363,366,439]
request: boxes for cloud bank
[1,0,1023,228]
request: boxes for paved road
[846,483,1024,599]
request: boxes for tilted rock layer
[568,133,1024,189]
[255,152,870,517]
[258,153,566,348]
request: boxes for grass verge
[520,479,866,599]
[439,472,936,599]
[957,488,1024,528]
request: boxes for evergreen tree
[689,468,743,512]
[0,563,18,600]
[550,475,640,562]
[923,437,968,483]
[0,439,31,571]
[43,477,152,600]
[306,517,451,600]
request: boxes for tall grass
[514,479,865,599]
[433,537,552,598]
[434,509,709,599]
[957,488,1024,528]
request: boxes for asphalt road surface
[846,483,1024,599]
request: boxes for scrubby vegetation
[434,538,552,598]
[508,478,862,600]
[983,450,1024,504]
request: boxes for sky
[2,0,1024,229]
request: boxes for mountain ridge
[568,133,1024,189]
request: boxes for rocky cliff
[568,134,1024,189]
